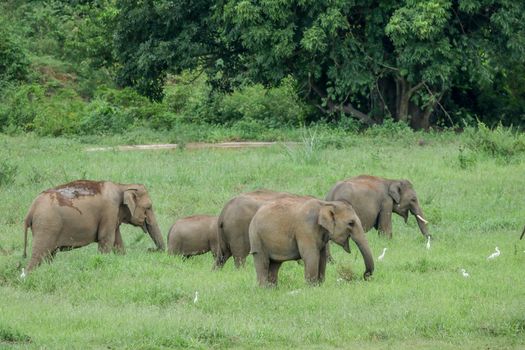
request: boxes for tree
[112,0,525,129]
[0,22,29,85]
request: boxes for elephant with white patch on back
[23,180,165,273]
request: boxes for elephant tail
[214,216,229,269]
[23,214,32,259]
[166,223,175,254]
[520,225,525,240]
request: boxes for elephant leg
[113,228,125,254]
[48,248,59,262]
[326,242,335,264]
[318,246,328,283]
[301,249,321,285]
[97,221,117,253]
[26,238,57,272]
[253,253,270,287]
[213,249,231,269]
[377,208,393,238]
[268,261,282,286]
[234,255,246,269]
[230,239,249,269]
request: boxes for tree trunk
[396,77,410,122]
[409,104,433,130]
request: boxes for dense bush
[219,77,308,127]
[0,84,45,132]
[465,122,525,162]
[0,23,29,85]
[79,87,174,134]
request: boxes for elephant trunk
[350,230,374,280]
[145,209,165,251]
[412,207,430,238]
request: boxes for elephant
[214,189,311,269]
[325,175,429,238]
[167,215,218,258]
[23,180,165,272]
[249,197,374,286]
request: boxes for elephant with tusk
[23,180,165,273]
[325,175,430,238]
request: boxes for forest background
[1,0,525,138]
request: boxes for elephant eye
[347,220,355,227]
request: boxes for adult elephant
[249,197,374,286]
[23,180,165,272]
[325,175,430,238]
[214,189,311,269]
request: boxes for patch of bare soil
[86,142,295,152]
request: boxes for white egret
[378,248,387,261]
[193,291,199,304]
[460,269,470,278]
[426,236,431,250]
[487,247,500,260]
[20,268,26,279]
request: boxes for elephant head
[121,185,165,251]
[318,201,374,279]
[388,180,429,237]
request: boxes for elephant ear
[123,189,138,216]
[388,182,402,204]
[318,204,336,235]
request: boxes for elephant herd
[22,175,431,286]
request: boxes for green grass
[1,132,525,349]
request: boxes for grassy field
[0,131,524,349]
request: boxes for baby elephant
[167,215,218,258]
[249,197,374,287]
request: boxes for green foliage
[0,21,29,85]
[163,72,217,125]
[465,122,525,162]
[109,0,525,129]
[219,77,307,127]
[0,160,17,187]
[457,145,477,170]
[1,0,525,135]
[0,324,31,344]
[0,83,85,136]
[282,128,322,165]
[364,119,413,139]
[0,84,45,132]
[79,88,173,135]
[113,0,214,100]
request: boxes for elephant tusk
[416,214,429,224]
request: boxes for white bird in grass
[19,268,26,279]
[460,269,470,278]
[377,248,387,261]
[426,236,431,250]
[487,247,500,260]
[193,291,199,304]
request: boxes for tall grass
[0,132,524,349]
